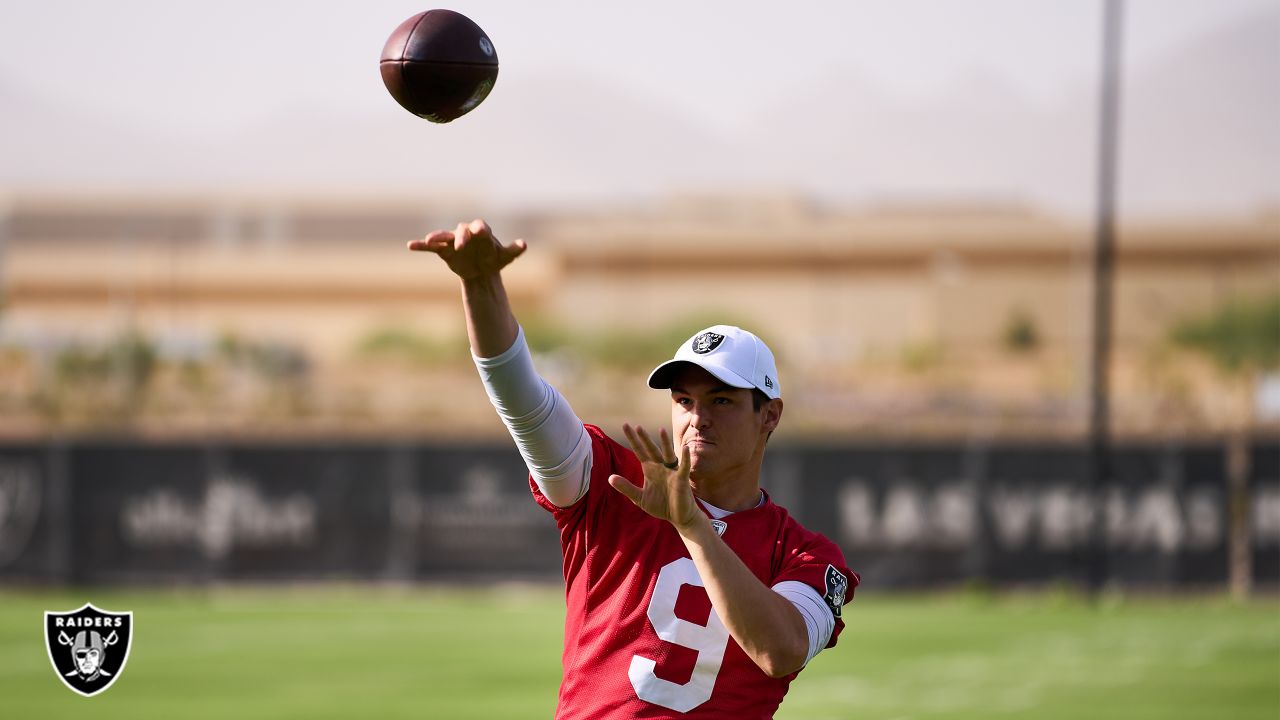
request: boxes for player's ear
[761,398,783,433]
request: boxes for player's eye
[714,396,731,405]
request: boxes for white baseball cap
[647,325,781,400]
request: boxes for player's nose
[688,402,712,429]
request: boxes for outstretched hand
[608,424,704,532]
[408,219,527,280]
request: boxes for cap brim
[647,359,756,392]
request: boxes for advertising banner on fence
[0,440,1276,588]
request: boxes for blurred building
[0,193,1276,438]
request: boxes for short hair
[751,389,770,412]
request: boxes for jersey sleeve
[774,532,859,648]
[528,424,643,589]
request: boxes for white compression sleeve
[772,580,836,666]
[472,326,592,508]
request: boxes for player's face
[668,365,779,479]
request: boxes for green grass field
[1,586,1276,719]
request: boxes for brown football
[380,10,498,123]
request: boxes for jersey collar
[698,489,766,520]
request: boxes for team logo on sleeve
[691,332,725,354]
[823,565,848,619]
[45,603,133,697]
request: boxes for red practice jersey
[530,425,858,719]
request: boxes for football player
[410,220,858,719]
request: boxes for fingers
[454,222,473,253]
[502,238,529,262]
[607,473,642,505]
[622,423,642,459]
[658,427,678,467]
[636,425,665,464]
[623,423,660,463]
[468,218,527,261]
[461,219,494,253]
[623,423,678,469]
[407,230,454,252]
[409,222,526,262]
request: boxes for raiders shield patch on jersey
[823,565,848,619]
[691,332,725,354]
[45,603,133,697]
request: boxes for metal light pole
[1085,0,1125,593]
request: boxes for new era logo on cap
[647,325,781,400]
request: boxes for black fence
[1,439,1276,588]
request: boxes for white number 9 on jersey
[628,557,731,712]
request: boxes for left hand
[608,424,703,532]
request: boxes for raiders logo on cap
[691,332,725,354]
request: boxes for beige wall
[4,197,1276,361]
[1,194,1276,437]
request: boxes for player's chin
[687,449,716,474]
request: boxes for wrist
[460,274,517,358]
[461,272,504,290]
[674,512,714,542]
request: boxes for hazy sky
[0,0,1268,132]
[1,0,1276,216]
